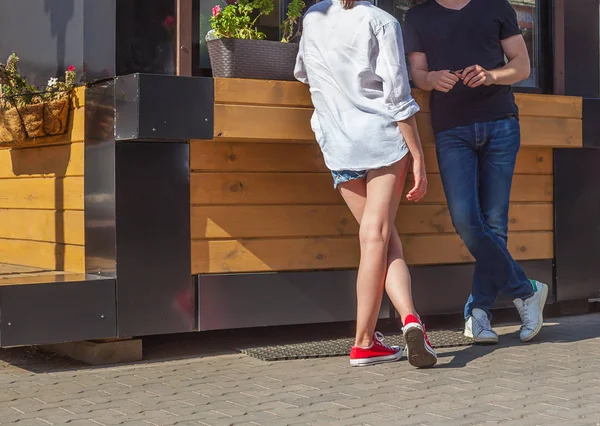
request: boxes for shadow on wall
[44,0,75,78]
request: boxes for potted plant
[0,53,77,145]
[206,0,305,81]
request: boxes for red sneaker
[403,314,438,368]
[349,332,402,367]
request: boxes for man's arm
[462,35,530,88]
[408,52,459,93]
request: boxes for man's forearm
[411,69,433,92]
[398,115,424,160]
[489,55,530,86]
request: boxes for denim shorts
[331,169,368,189]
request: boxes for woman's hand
[407,156,427,202]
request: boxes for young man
[404,0,548,344]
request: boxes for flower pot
[0,94,71,144]
[207,38,299,81]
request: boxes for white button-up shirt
[294,0,419,171]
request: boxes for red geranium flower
[163,16,175,27]
[67,65,75,72]
[212,5,222,16]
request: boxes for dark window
[116,0,177,75]
[392,0,547,91]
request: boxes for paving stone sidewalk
[1,314,600,426]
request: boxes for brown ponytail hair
[342,0,355,9]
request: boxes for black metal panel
[564,0,600,97]
[0,276,116,347]
[196,261,550,330]
[554,148,600,301]
[85,81,118,277]
[114,74,214,142]
[409,260,554,316]
[115,142,194,336]
[86,78,196,337]
[197,271,391,331]
[583,98,600,149]
[0,0,84,87]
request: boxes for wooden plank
[190,141,552,175]
[0,239,84,273]
[0,177,84,210]
[190,140,327,172]
[191,231,553,273]
[414,91,582,118]
[0,141,84,178]
[516,94,581,119]
[215,78,313,108]
[214,104,581,148]
[0,263,46,275]
[213,79,582,119]
[190,172,552,205]
[0,209,84,245]
[418,114,582,148]
[191,202,552,239]
[520,116,582,147]
[214,104,315,141]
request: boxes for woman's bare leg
[385,231,417,324]
[338,157,414,348]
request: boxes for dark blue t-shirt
[404,0,522,133]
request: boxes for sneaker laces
[474,313,493,333]
[520,302,534,332]
[374,331,393,351]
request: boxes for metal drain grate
[235,329,473,361]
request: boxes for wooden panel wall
[0,87,85,272]
[190,79,583,274]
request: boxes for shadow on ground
[1,305,599,374]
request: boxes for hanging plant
[0,53,77,144]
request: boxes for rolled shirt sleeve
[374,21,420,122]
[294,36,309,85]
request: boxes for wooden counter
[190,79,582,275]
[0,87,85,272]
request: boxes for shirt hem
[326,146,411,173]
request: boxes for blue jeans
[435,117,534,320]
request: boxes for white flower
[47,77,58,88]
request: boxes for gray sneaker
[464,308,499,344]
[513,280,548,342]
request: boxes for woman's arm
[398,115,427,202]
[374,22,427,201]
[374,21,420,122]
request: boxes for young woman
[294,0,437,368]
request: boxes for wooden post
[176,0,193,76]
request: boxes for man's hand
[406,157,427,203]
[461,65,494,88]
[426,70,460,93]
